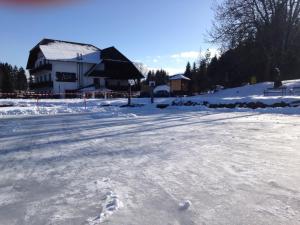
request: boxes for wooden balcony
[30,63,52,74]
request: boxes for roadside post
[149,81,156,104]
[128,79,135,106]
[83,93,87,110]
[36,95,40,112]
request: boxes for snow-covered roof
[169,74,191,81]
[40,41,101,64]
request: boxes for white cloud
[171,51,200,59]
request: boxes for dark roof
[90,46,143,79]
[90,59,143,80]
[101,46,130,61]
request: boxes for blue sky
[0,0,218,74]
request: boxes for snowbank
[1,79,300,117]
[154,85,170,94]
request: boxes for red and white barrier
[0,90,139,99]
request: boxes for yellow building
[169,74,191,95]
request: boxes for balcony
[30,81,53,89]
[30,63,52,74]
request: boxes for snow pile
[1,79,300,118]
[154,85,170,94]
[188,79,300,104]
[179,200,192,211]
[0,99,123,117]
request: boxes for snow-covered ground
[0,80,300,224]
[0,107,300,224]
[1,79,300,117]
[192,79,300,105]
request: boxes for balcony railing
[30,63,52,74]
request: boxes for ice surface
[0,108,299,224]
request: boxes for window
[49,74,52,81]
[56,72,77,82]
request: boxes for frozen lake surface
[0,109,299,224]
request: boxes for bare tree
[210,0,300,80]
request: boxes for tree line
[144,69,169,86]
[195,0,300,91]
[0,62,28,93]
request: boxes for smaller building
[169,74,191,95]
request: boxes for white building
[26,39,143,97]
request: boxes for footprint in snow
[88,190,123,224]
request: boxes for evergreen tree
[16,67,28,91]
[207,56,219,88]
[146,69,168,86]
[198,59,208,92]
[190,62,198,93]
[146,70,155,83]
[0,63,13,93]
[155,69,168,86]
[184,62,192,78]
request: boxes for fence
[0,91,141,111]
[264,86,300,96]
[0,90,140,99]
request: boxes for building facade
[26,39,143,97]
